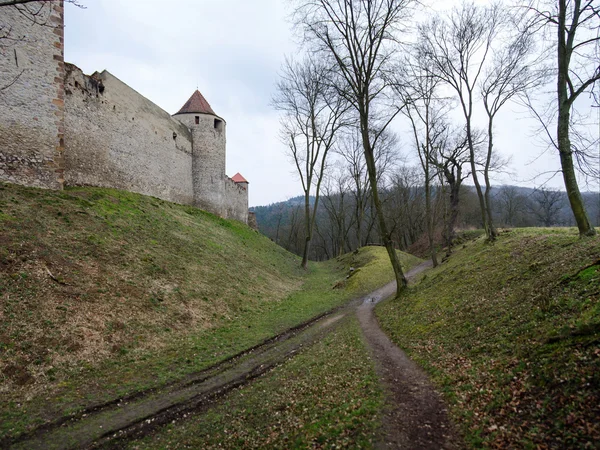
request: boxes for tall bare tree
[497,186,528,226]
[320,162,353,256]
[419,2,503,242]
[273,56,347,269]
[523,0,599,236]
[397,55,449,266]
[481,23,542,238]
[293,0,415,294]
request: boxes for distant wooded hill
[252,185,600,261]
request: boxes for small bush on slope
[377,228,600,448]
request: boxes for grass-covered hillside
[377,228,600,448]
[0,182,419,441]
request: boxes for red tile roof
[231,172,248,183]
[175,90,216,115]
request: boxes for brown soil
[356,261,459,449]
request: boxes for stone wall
[0,1,249,223]
[224,177,248,223]
[0,2,65,189]
[174,112,227,217]
[64,65,195,205]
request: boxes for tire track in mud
[6,304,354,450]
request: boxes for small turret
[173,90,226,216]
[231,172,248,189]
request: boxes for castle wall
[64,65,195,205]
[0,2,65,189]
[224,178,248,223]
[0,1,249,224]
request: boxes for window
[195,116,200,125]
[214,119,223,131]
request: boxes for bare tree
[273,56,347,269]
[529,187,565,226]
[522,0,599,236]
[320,162,354,256]
[397,55,448,266]
[497,186,529,226]
[430,128,471,254]
[419,1,503,242]
[338,130,371,249]
[481,23,542,238]
[293,0,415,294]
[387,165,426,250]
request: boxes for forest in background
[253,184,600,261]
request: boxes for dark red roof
[175,90,216,115]
[231,172,248,183]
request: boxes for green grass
[126,316,383,449]
[376,228,600,448]
[328,246,422,294]
[0,183,418,441]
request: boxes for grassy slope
[377,228,600,448]
[0,183,419,440]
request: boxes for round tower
[173,90,226,216]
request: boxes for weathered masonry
[0,1,249,223]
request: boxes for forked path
[357,261,458,449]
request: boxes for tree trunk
[558,129,595,236]
[444,166,460,255]
[424,164,438,267]
[360,124,407,295]
[484,118,497,240]
[557,0,596,237]
[466,122,491,240]
[301,193,311,269]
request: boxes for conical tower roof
[175,89,216,115]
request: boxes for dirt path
[356,261,458,449]
[7,262,458,449]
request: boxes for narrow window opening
[195,116,200,125]
[214,119,223,131]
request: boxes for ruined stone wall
[224,178,248,223]
[0,2,65,189]
[64,65,195,205]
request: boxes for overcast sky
[64,0,599,207]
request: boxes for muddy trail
[357,262,458,449]
[5,262,457,449]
